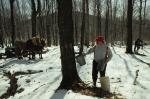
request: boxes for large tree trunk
[139,0,142,39]
[37,0,43,38]
[105,0,109,43]
[51,1,55,45]
[143,0,147,36]
[46,0,51,46]
[57,0,81,89]
[121,1,126,46]
[97,0,102,36]
[79,0,85,55]
[31,0,37,37]
[74,13,78,45]
[54,7,59,46]
[73,0,78,45]
[1,0,7,46]
[126,0,133,54]
[52,1,58,46]
[0,7,4,48]
[10,0,15,46]
[112,0,118,42]
[85,0,89,47]
[109,0,114,46]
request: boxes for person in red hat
[84,36,112,87]
[96,36,105,44]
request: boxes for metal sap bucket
[76,54,86,66]
[100,76,110,92]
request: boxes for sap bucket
[76,54,86,66]
[100,76,110,92]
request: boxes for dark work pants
[92,60,106,87]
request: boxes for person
[84,36,112,87]
[134,38,143,53]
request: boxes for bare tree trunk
[31,0,37,37]
[37,0,43,38]
[54,4,59,46]
[52,1,58,46]
[126,0,133,54]
[143,0,147,37]
[1,0,8,46]
[51,1,55,45]
[74,14,78,45]
[9,0,16,46]
[79,0,85,54]
[109,0,114,46]
[105,0,109,43]
[0,7,4,48]
[112,0,118,42]
[139,0,142,39]
[15,0,21,40]
[46,0,51,46]
[96,0,102,36]
[121,1,126,46]
[91,0,97,45]
[85,0,89,47]
[57,0,81,89]
[73,0,78,45]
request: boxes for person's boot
[93,80,97,92]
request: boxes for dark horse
[15,40,26,59]
[15,37,46,59]
[26,37,46,59]
[134,38,143,53]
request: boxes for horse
[26,37,46,59]
[14,37,46,59]
[14,40,27,59]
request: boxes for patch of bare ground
[0,70,43,99]
[71,82,125,99]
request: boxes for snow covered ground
[0,45,150,99]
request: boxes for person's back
[94,44,107,62]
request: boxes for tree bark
[97,0,102,36]
[143,0,147,37]
[85,0,89,47]
[121,1,126,46]
[105,0,109,43]
[51,1,55,45]
[112,0,118,42]
[31,0,37,37]
[79,0,85,55]
[0,7,4,48]
[37,0,43,38]
[126,0,133,54]
[57,0,81,89]
[46,0,51,46]
[139,0,142,39]
[73,0,78,45]
[10,0,16,46]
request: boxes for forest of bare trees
[0,0,150,91]
[0,0,149,49]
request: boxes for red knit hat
[96,36,104,43]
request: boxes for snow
[0,45,150,99]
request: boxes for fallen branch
[133,70,139,85]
